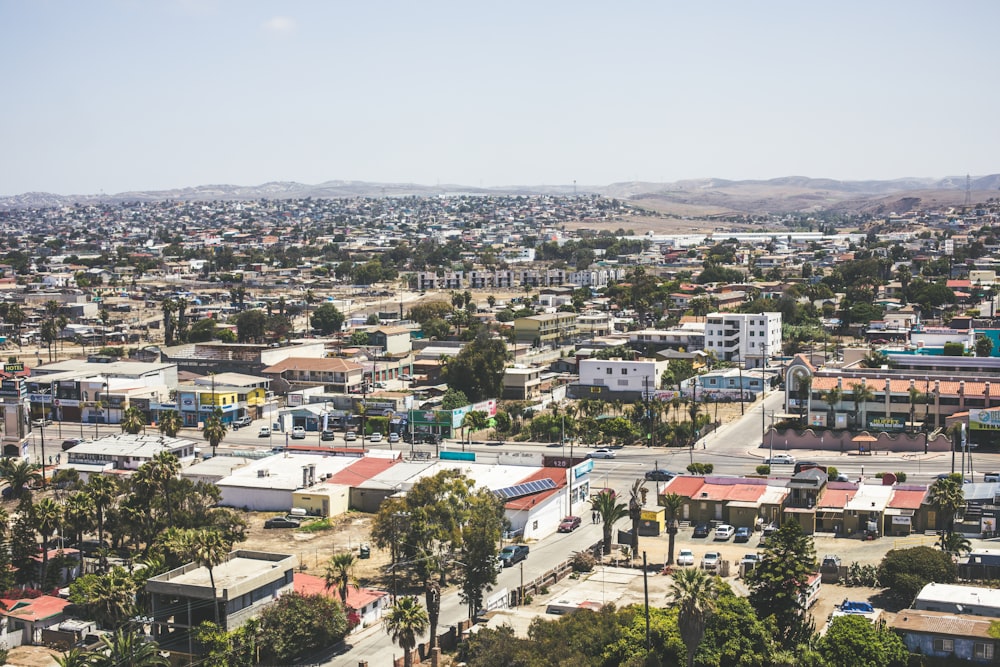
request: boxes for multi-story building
[513,312,578,346]
[578,358,663,396]
[703,312,782,368]
[502,366,543,400]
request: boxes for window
[933,638,954,652]
[617,379,629,386]
[621,369,628,375]
[974,642,994,659]
[606,368,612,375]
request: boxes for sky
[2,0,999,196]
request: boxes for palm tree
[62,491,94,547]
[0,458,42,501]
[91,626,168,667]
[120,406,146,435]
[55,648,93,667]
[627,479,646,560]
[662,493,685,565]
[425,579,441,652]
[34,498,62,588]
[908,386,926,432]
[202,407,228,458]
[89,565,138,629]
[87,475,118,558]
[937,531,972,557]
[929,474,966,543]
[591,489,628,555]
[848,382,875,430]
[147,451,180,525]
[158,409,183,437]
[669,566,718,667]
[188,529,230,624]
[822,387,843,430]
[323,552,358,607]
[385,595,429,667]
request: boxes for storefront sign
[868,417,904,432]
[971,408,1000,430]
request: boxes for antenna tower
[965,174,972,207]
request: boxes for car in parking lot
[388,432,400,444]
[558,516,582,533]
[740,553,761,567]
[701,552,720,571]
[291,426,306,439]
[320,430,336,441]
[369,432,383,443]
[264,516,301,529]
[765,454,796,465]
[676,549,695,566]
[498,544,529,567]
[692,523,710,538]
[714,524,735,541]
[344,431,357,441]
[644,469,676,482]
[734,526,752,543]
[588,448,616,459]
[258,427,271,438]
[986,472,1000,483]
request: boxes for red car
[558,516,581,532]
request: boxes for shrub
[827,466,839,481]
[878,546,957,605]
[687,462,714,475]
[755,464,771,476]
[572,551,596,573]
[895,471,907,482]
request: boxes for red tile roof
[326,456,400,485]
[660,475,705,498]
[293,572,387,610]
[888,488,927,509]
[817,488,856,509]
[0,595,69,621]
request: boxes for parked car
[399,374,414,381]
[558,516,582,533]
[233,415,252,427]
[765,454,795,465]
[61,438,83,451]
[388,432,400,444]
[644,469,676,482]
[676,549,695,566]
[701,552,720,571]
[734,526,752,543]
[498,544,529,567]
[258,427,271,438]
[588,448,616,459]
[264,516,301,529]
[291,426,306,439]
[369,432,383,443]
[320,430,336,441]
[986,472,1000,483]
[714,524,735,541]
[692,523,710,538]
[31,418,53,427]
[344,431,358,442]
[740,553,761,567]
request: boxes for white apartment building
[579,358,664,395]
[703,312,782,369]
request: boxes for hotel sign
[868,417,904,432]
[971,408,1000,431]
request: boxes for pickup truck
[498,544,529,567]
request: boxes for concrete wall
[762,428,952,453]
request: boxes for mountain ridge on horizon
[3,174,998,215]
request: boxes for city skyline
[3,0,999,196]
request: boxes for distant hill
[2,175,997,214]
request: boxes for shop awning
[727,500,762,509]
[785,506,816,514]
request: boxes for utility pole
[642,551,651,651]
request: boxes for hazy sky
[3,1,998,196]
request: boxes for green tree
[977,334,994,357]
[235,309,267,343]
[408,301,453,324]
[440,330,509,402]
[33,498,61,587]
[817,614,907,667]
[257,592,351,665]
[878,546,957,605]
[848,382,876,430]
[662,492,685,565]
[86,475,118,557]
[822,386,843,429]
[188,528,230,624]
[89,626,169,667]
[202,407,228,458]
[385,596,429,667]
[349,330,371,346]
[441,388,470,411]
[422,317,452,341]
[0,458,42,501]
[669,567,718,667]
[323,552,358,607]
[68,566,137,629]
[120,406,146,435]
[458,490,506,619]
[157,409,183,437]
[696,588,778,667]
[745,520,816,649]
[627,479,645,559]
[929,473,965,540]
[461,410,489,447]
[591,489,628,555]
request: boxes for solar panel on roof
[495,478,556,501]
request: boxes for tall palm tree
[908,386,926,432]
[323,552,358,607]
[662,493,685,565]
[937,531,972,557]
[87,475,118,557]
[34,498,62,588]
[120,406,146,435]
[90,566,138,630]
[189,528,230,624]
[0,459,42,501]
[54,648,93,667]
[591,489,628,555]
[62,491,94,547]
[822,387,843,430]
[385,595,429,667]
[848,382,875,430]
[627,479,646,560]
[158,409,183,437]
[669,566,718,667]
[147,451,180,526]
[202,407,228,458]
[929,474,966,542]
[425,579,441,652]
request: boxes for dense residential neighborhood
[3,193,1000,665]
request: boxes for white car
[765,454,796,465]
[740,553,761,567]
[369,432,383,443]
[588,448,616,460]
[701,552,720,571]
[291,426,306,439]
[258,427,271,438]
[714,524,735,541]
[388,432,400,443]
[676,549,695,566]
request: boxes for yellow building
[514,312,578,345]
